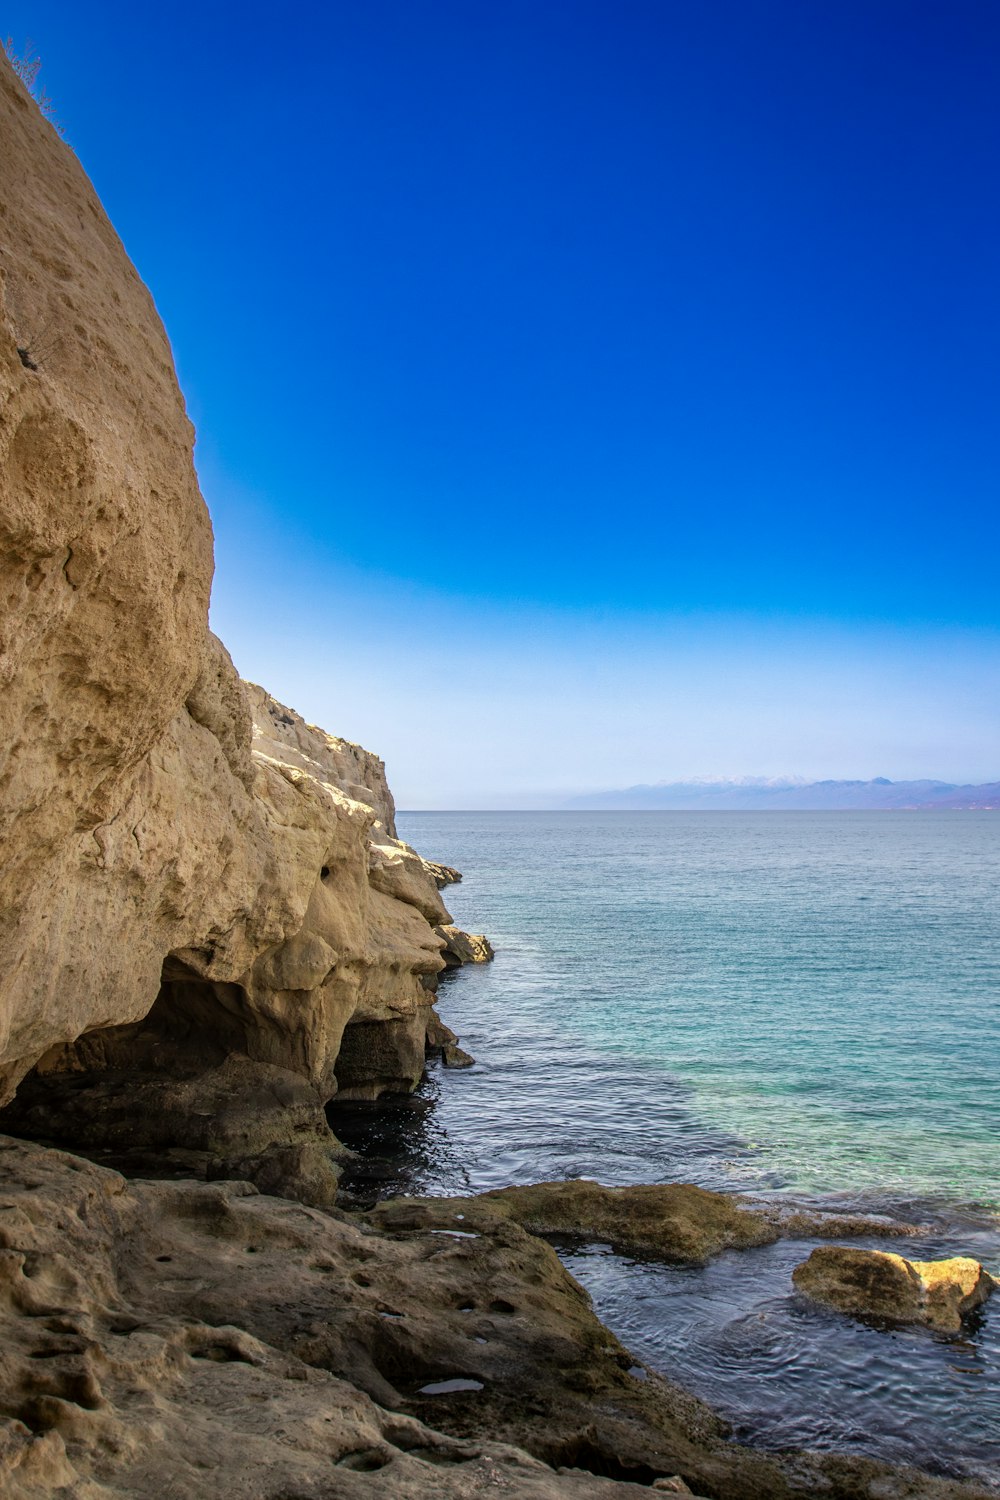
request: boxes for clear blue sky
[9,1,1000,803]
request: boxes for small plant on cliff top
[4,37,65,137]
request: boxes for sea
[332,811,1000,1488]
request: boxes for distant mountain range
[566,777,1000,810]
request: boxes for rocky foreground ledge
[0,1136,993,1500]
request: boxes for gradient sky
[8,1,1000,804]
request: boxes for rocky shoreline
[0,51,995,1499]
[1,1135,995,1500]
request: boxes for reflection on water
[329,1077,469,1206]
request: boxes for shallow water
[560,1232,1000,1490]
[394,811,1000,1208]
[333,810,1000,1483]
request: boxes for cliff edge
[0,51,474,1202]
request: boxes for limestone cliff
[0,51,480,1200]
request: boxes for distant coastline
[565,777,1000,810]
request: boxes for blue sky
[9,1,1000,803]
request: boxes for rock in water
[793,1246,996,1331]
[909,1256,997,1330]
[436,925,496,966]
[371,1180,928,1264]
[423,859,463,888]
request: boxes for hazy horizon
[396,777,1000,813]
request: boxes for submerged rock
[374,1180,779,1262]
[792,1246,996,1331]
[371,1180,928,1266]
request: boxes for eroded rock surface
[0,1138,990,1500]
[793,1245,996,1332]
[1,51,994,1500]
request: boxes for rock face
[793,1246,996,1332]
[0,1136,990,1500]
[0,52,481,1198]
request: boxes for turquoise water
[4,807,994,1478]
[395,810,1000,1212]
[338,811,1000,1486]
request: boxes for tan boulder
[909,1256,997,1330]
[437,925,496,966]
[793,1246,996,1332]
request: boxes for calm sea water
[334,811,1000,1487]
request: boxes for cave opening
[0,956,257,1173]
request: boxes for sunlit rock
[792,1246,996,1331]
[437,925,496,966]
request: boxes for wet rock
[442,1044,475,1069]
[371,1182,930,1267]
[792,1246,996,1331]
[425,1010,458,1054]
[373,1180,780,1263]
[759,1204,924,1241]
